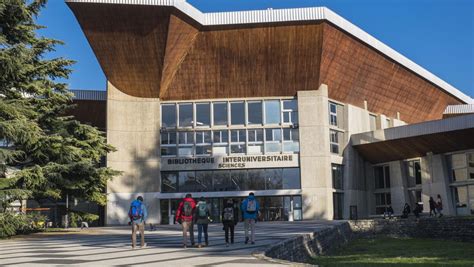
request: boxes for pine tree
[0,0,120,212]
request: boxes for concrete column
[106,81,161,225]
[298,84,332,220]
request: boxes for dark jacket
[221,203,239,226]
[429,198,436,209]
[194,201,211,224]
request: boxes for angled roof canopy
[66,0,473,123]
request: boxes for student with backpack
[222,199,239,246]
[194,197,211,248]
[240,192,259,245]
[128,196,148,249]
[175,193,196,248]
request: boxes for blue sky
[37,0,474,97]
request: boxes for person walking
[195,197,211,248]
[436,194,443,218]
[429,197,437,217]
[241,192,259,245]
[176,193,196,248]
[128,196,148,249]
[222,199,239,246]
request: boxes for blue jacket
[130,200,148,223]
[241,195,260,219]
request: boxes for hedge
[0,212,47,238]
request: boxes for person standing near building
[195,197,210,248]
[429,197,437,217]
[241,192,260,245]
[222,199,239,246]
[436,194,443,218]
[176,193,196,248]
[128,196,148,249]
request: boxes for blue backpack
[129,200,143,221]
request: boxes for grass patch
[311,236,474,266]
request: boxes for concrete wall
[298,85,333,220]
[106,81,161,225]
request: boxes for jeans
[244,219,256,242]
[223,221,235,243]
[131,222,145,248]
[182,220,195,246]
[197,224,209,245]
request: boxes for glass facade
[332,164,343,190]
[406,160,422,187]
[161,168,301,193]
[160,98,299,157]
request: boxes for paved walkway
[0,221,342,266]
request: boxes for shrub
[0,212,47,238]
[68,211,99,228]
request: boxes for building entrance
[159,195,302,224]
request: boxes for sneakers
[183,244,187,248]
[245,237,249,244]
[198,244,202,248]
[251,241,255,245]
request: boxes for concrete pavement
[0,221,342,266]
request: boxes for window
[161,104,176,128]
[248,129,263,154]
[230,129,246,154]
[451,153,468,182]
[282,128,299,153]
[247,101,263,125]
[178,103,193,127]
[265,128,282,153]
[330,130,340,154]
[178,131,194,156]
[178,171,197,192]
[329,102,338,126]
[332,164,343,190]
[160,132,177,156]
[369,114,377,131]
[282,168,301,189]
[212,130,228,155]
[375,193,391,214]
[230,102,245,125]
[213,102,228,126]
[282,100,298,124]
[407,160,422,187]
[264,168,283,190]
[161,172,178,192]
[194,171,213,192]
[214,170,232,191]
[195,102,210,127]
[374,165,390,189]
[195,131,211,156]
[469,153,474,179]
[161,168,300,193]
[264,100,280,125]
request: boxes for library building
[66,0,474,225]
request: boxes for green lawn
[311,237,474,266]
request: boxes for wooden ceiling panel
[320,23,462,123]
[68,3,172,98]
[68,3,464,123]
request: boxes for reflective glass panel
[231,102,245,125]
[265,100,280,124]
[196,103,210,127]
[248,101,263,125]
[178,103,193,127]
[162,104,176,128]
[213,102,228,126]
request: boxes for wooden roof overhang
[66,1,472,124]
[352,114,474,164]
